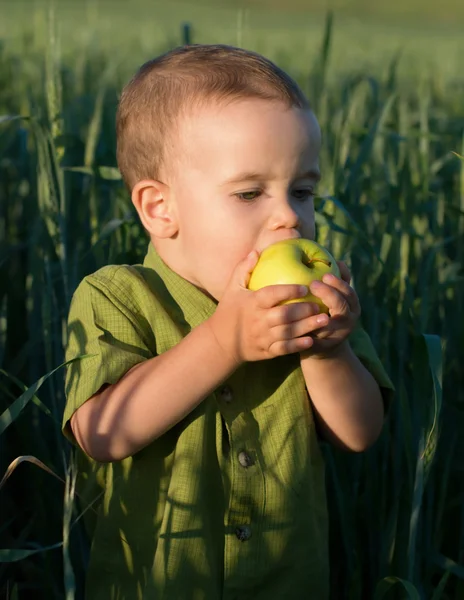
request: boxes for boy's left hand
[301,261,361,359]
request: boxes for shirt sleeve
[348,321,395,413]
[62,266,156,446]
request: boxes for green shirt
[63,242,394,600]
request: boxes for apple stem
[307,258,332,268]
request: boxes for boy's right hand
[206,250,329,367]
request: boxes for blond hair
[116,44,309,191]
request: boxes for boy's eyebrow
[221,169,321,186]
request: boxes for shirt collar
[142,242,218,328]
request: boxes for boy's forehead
[173,99,320,170]
[179,97,317,132]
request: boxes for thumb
[237,250,260,288]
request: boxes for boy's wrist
[202,316,244,373]
[300,338,352,362]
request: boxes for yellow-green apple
[248,239,341,314]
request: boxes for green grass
[2,0,464,84]
[1,2,464,599]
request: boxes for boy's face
[164,98,321,302]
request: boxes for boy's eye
[235,189,315,202]
[236,190,262,202]
[293,189,315,201]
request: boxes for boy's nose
[268,196,301,230]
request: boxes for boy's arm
[298,263,393,452]
[71,320,237,462]
[300,340,384,452]
[68,251,327,464]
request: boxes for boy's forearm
[71,320,239,462]
[300,341,384,452]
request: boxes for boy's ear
[131,179,178,238]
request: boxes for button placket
[226,426,259,554]
[219,373,264,585]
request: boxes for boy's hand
[206,250,327,367]
[300,260,361,359]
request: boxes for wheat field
[0,1,463,599]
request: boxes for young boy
[63,44,394,599]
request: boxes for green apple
[248,238,341,314]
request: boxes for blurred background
[1,1,463,599]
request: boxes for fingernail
[299,285,308,295]
[310,280,322,290]
[317,315,328,324]
[322,274,335,283]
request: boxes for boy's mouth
[259,230,301,253]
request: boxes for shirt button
[219,385,233,403]
[238,450,254,468]
[235,525,252,541]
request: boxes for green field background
[2,0,464,83]
[1,1,463,599]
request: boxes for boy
[63,44,394,599]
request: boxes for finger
[239,250,260,288]
[267,302,320,328]
[321,273,354,299]
[336,261,352,284]
[309,280,351,315]
[307,323,334,341]
[269,335,314,357]
[255,284,308,309]
[273,312,330,341]
[321,274,361,316]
